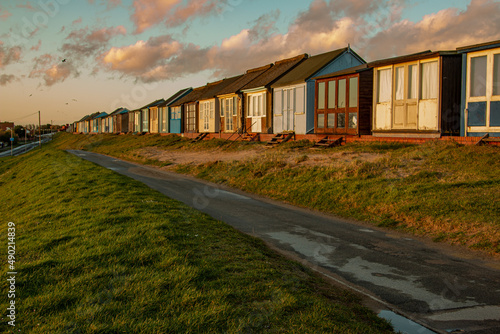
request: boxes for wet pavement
[68,150,500,334]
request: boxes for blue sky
[0,0,499,126]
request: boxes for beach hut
[313,64,373,135]
[197,75,243,134]
[91,112,107,134]
[370,50,462,138]
[216,65,272,133]
[240,54,308,133]
[169,87,206,134]
[143,99,164,133]
[272,47,365,134]
[457,40,500,137]
[130,108,142,133]
[157,88,192,134]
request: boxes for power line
[8,112,40,122]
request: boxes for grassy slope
[56,133,500,256]
[178,141,500,255]
[0,138,392,333]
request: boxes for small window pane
[317,114,324,128]
[494,54,500,96]
[421,61,438,99]
[327,113,335,128]
[348,113,357,129]
[378,68,392,103]
[395,67,404,100]
[233,97,238,116]
[349,77,358,108]
[338,79,346,108]
[408,65,418,99]
[328,81,336,108]
[471,56,487,97]
[337,113,345,128]
[318,82,326,109]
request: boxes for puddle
[378,310,436,334]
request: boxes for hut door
[283,89,294,131]
[393,64,418,129]
[247,93,264,133]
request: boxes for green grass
[0,139,393,333]
[175,141,500,254]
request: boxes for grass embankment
[0,139,392,333]
[57,133,500,256]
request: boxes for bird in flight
[62,59,67,62]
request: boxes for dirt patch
[134,146,386,169]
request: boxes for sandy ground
[135,146,386,169]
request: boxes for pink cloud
[16,2,35,11]
[364,0,500,59]
[0,74,16,86]
[130,0,226,33]
[101,35,182,74]
[72,18,82,25]
[0,43,22,68]
[131,0,181,34]
[62,25,127,59]
[31,40,42,51]
[29,54,79,86]
[165,0,220,28]
[0,9,12,20]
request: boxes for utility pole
[38,110,41,148]
[10,127,13,156]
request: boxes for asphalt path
[67,149,500,334]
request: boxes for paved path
[68,150,500,334]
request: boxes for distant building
[0,122,14,131]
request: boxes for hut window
[327,113,335,128]
[377,69,392,103]
[421,61,438,99]
[317,114,324,128]
[233,97,238,116]
[337,113,345,128]
[328,81,336,108]
[348,113,357,129]
[494,54,500,96]
[338,79,346,108]
[408,65,418,99]
[470,56,487,97]
[395,66,404,100]
[349,77,358,108]
[210,101,215,119]
[318,82,326,109]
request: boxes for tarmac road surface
[68,150,500,334]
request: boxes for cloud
[62,25,127,59]
[130,0,229,33]
[0,43,22,68]
[101,35,183,75]
[16,2,35,10]
[131,0,181,34]
[31,40,42,51]
[364,0,500,59]
[0,9,11,20]
[88,0,122,9]
[0,74,16,86]
[29,54,79,86]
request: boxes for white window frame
[466,48,500,131]
[247,92,266,118]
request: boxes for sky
[1,0,500,126]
